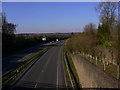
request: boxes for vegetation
[96,2,118,47]
[63,46,81,89]
[62,49,72,88]
[65,52,81,89]
[66,1,118,51]
[65,1,119,79]
[2,13,16,35]
[1,13,71,56]
[66,23,97,55]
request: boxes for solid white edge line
[57,58,59,89]
[62,56,68,90]
[64,53,74,89]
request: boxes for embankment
[71,54,119,88]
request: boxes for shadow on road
[3,44,44,73]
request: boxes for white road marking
[64,53,74,89]
[34,83,37,88]
[57,59,59,89]
[62,57,68,89]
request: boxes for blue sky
[2,2,99,33]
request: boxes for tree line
[66,2,119,64]
[2,14,43,56]
[1,13,70,56]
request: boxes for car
[56,39,58,42]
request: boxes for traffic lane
[3,44,43,73]
[16,47,56,88]
[2,42,54,74]
[57,45,67,88]
[36,43,66,88]
[15,41,66,88]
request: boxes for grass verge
[62,47,81,89]
[62,52,71,88]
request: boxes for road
[14,41,67,89]
[3,42,52,74]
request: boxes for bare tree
[2,13,17,34]
[0,12,2,31]
[84,23,96,35]
[96,1,117,25]
[96,1,118,46]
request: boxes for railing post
[103,61,106,71]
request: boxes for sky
[2,0,119,2]
[2,2,99,33]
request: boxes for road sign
[42,36,46,41]
[56,39,58,42]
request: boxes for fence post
[96,57,97,65]
[103,61,106,71]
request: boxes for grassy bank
[62,50,71,88]
[62,46,81,89]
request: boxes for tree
[97,23,111,46]
[96,1,118,46]
[2,13,16,34]
[2,13,17,54]
[84,23,96,35]
[0,12,2,32]
[96,1,117,25]
[83,23,97,54]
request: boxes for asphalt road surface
[3,42,53,74]
[14,41,67,89]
